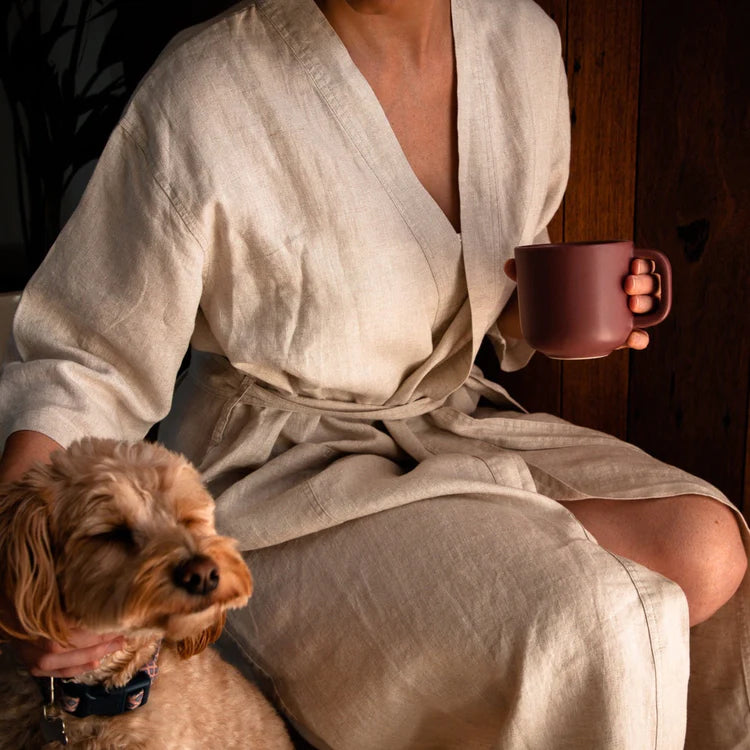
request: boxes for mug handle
[632,248,672,328]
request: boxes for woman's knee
[562,494,747,626]
[671,496,747,625]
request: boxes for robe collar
[256,0,530,363]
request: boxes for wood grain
[559,0,641,439]
[631,0,750,508]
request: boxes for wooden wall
[493,0,750,512]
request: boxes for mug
[513,240,672,359]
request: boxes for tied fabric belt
[188,350,522,422]
[235,378,448,420]
[189,350,452,421]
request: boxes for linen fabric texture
[1,0,748,748]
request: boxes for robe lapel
[258,0,462,313]
[258,0,533,391]
[452,0,532,360]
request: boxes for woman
[1,0,747,747]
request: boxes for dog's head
[0,438,252,657]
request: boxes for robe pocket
[304,451,512,526]
[304,453,408,524]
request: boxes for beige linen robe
[1,0,748,747]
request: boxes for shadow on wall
[0,0,236,292]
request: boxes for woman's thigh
[224,495,690,750]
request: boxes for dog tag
[40,713,68,746]
[40,678,68,746]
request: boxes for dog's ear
[0,479,68,643]
[175,609,227,659]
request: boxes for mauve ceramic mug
[513,240,672,359]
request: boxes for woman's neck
[314,0,452,68]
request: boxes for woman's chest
[360,57,460,232]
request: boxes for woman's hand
[9,626,125,679]
[502,257,661,351]
[1,594,123,678]
[622,258,660,350]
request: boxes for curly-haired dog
[0,438,292,749]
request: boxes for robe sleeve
[0,121,207,449]
[491,54,571,373]
[492,227,550,373]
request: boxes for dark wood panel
[497,352,562,415]
[559,0,641,439]
[631,0,750,508]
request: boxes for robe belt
[188,350,449,420]
[234,378,449,420]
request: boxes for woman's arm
[0,430,62,484]
[496,289,523,341]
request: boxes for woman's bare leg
[560,494,747,626]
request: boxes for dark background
[2,0,749,512]
[0,0,235,288]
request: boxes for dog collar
[42,644,160,719]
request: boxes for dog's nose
[173,555,220,596]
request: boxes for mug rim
[515,238,631,250]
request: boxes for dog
[0,438,292,749]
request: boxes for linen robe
[1,0,748,747]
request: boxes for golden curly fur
[0,438,292,749]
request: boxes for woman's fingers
[624,271,657,296]
[57,628,123,651]
[29,659,105,679]
[625,329,649,350]
[631,258,656,275]
[16,632,124,677]
[628,294,655,313]
[626,258,659,315]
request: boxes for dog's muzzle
[173,554,220,596]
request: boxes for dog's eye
[93,526,136,546]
